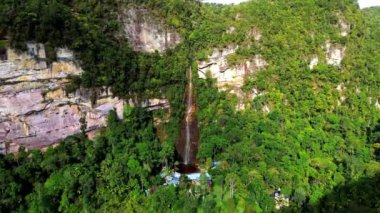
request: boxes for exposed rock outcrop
[198,45,268,110]
[0,42,172,154]
[122,8,182,53]
[309,40,346,70]
[368,97,380,111]
[248,28,262,41]
[56,48,75,61]
[198,46,267,88]
[0,45,124,154]
[127,98,170,111]
[227,26,236,34]
[337,14,350,37]
[336,83,347,106]
[249,88,266,100]
[325,42,345,67]
[309,56,319,69]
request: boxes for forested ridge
[0,0,380,212]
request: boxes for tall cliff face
[0,6,179,154]
[198,30,268,111]
[0,44,124,154]
[198,45,268,89]
[122,8,182,53]
[197,29,348,111]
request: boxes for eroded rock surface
[122,8,182,53]
[0,46,124,154]
[198,46,268,110]
[198,46,267,89]
[325,42,346,67]
[248,28,262,41]
[336,83,348,106]
[127,97,170,111]
[227,26,236,34]
[337,14,350,37]
[309,56,319,69]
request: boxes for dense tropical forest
[1,0,380,212]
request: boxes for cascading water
[176,67,199,170]
[184,67,193,164]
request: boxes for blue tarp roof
[185,173,211,180]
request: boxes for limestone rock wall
[122,8,182,53]
[0,5,181,154]
[336,13,350,37]
[325,42,346,67]
[309,56,319,69]
[308,41,346,70]
[0,45,124,154]
[198,45,267,89]
[198,45,268,110]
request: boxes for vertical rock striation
[121,8,182,53]
[0,45,124,154]
[198,45,268,110]
[198,46,267,89]
[0,6,181,154]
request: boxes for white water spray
[184,68,193,165]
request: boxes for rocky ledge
[0,43,171,154]
[0,43,125,154]
[198,44,268,111]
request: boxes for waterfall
[176,66,199,169]
[184,67,193,165]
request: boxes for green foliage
[309,173,380,212]
[194,1,380,212]
[0,39,6,49]
[1,0,380,212]
[0,107,163,212]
